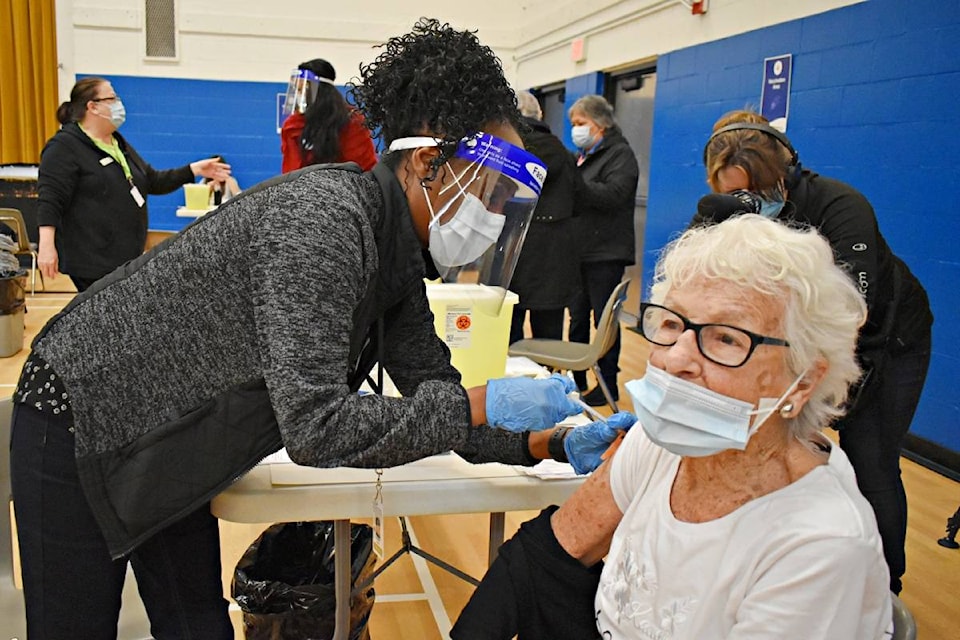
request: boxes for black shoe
[582,386,617,407]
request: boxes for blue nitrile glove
[564,411,637,474]
[485,373,582,433]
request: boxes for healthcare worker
[10,19,617,639]
[279,57,378,173]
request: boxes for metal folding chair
[0,208,43,295]
[508,279,629,412]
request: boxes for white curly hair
[650,214,867,438]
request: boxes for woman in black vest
[11,20,619,639]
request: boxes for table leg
[334,519,352,640]
[488,512,505,566]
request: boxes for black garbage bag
[0,272,26,314]
[232,521,377,640]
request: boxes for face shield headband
[282,68,336,116]
[389,132,547,312]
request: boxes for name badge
[99,157,114,166]
[130,185,145,208]
[372,498,384,560]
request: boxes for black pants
[509,306,565,345]
[10,403,233,640]
[452,506,602,640]
[69,275,100,292]
[836,334,931,594]
[568,261,625,392]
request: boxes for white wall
[55,0,520,94]
[55,0,865,97]
[513,0,867,86]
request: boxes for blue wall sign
[761,54,792,131]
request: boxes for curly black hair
[350,18,521,167]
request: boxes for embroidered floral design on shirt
[600,537,697,639]
[658,598,696,634]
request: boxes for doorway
[539,86,566,140]
[606,68,656,321]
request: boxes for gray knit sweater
[33,164,529,492]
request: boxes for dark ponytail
[296,59,351,164]
[57,77,107,124]
[300,85,352,163]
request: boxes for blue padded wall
[645,0,960,454]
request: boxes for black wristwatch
[548,426,571,463]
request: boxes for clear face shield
[389,132,547,313]
[282,69,323,116]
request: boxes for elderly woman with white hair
[453,214,893,640]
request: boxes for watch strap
[548,426,571,463]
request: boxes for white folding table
[211,452,585,640]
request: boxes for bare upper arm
[551,460,623,567]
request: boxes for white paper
[518,458,579,480]
[259,448,292,465]
[504,356,551,379]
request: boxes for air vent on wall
[144,0,177,59]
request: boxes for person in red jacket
[280,58,378,173]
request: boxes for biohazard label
[445,305,472,348]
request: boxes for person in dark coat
[36,77,230,291]
[567,94,639,406]
[508,91,579,344]
[699,109,933,594]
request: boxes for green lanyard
[80,123,133,182]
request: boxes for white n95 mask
[426,191,505,267]
[625,364,803,458]
[571,125,594,149]
[390,132,545,296]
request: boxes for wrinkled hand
[485,373,581,433]
[564,411,636,474]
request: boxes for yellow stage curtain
[0,0,59,164]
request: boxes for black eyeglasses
[639,302,790,368]
[91,95,119,103]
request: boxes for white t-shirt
[596,427,893,639]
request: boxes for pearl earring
[779,402,794,418]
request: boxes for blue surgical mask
[759,196,785,218]
[571,125,594,149]
[625,364,803,458]
[99,99,126,129]
[757,184,786,218]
